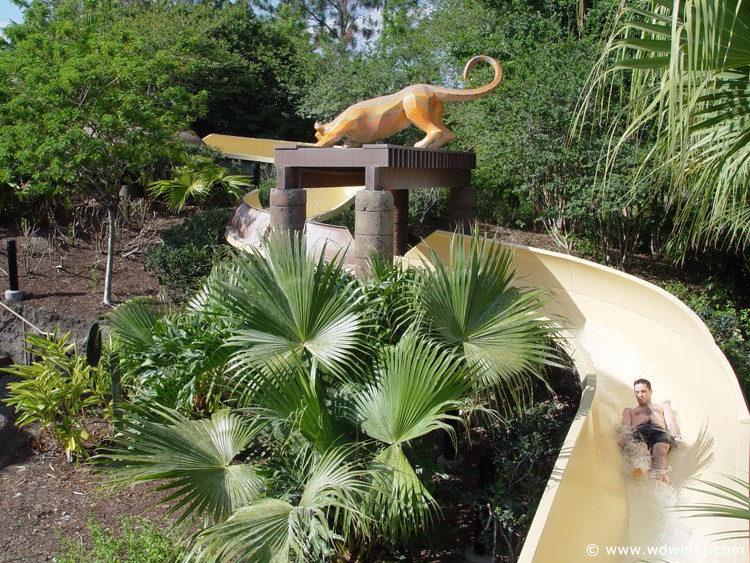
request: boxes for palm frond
[365,443,439,543]
[106,297,168,353]
[418,233,562,411]
[147,168,211,211]
[354,334,464,542]
[355,333,467,446]
[100,406,264,526]
[204,232,366,381]
[230,354,349,451]
[676,475,750,539]
[189,445,368,562]
[577,0,750,256]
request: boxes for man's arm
[618,408,632,447]
[662,403,686,447]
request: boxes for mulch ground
[0,437,174,563]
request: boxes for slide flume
[402,232,749,563]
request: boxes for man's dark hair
[634,378,651,390]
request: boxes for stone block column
[448,186,477,234]
[389,189,409,256]
[355,189,394,277]
[270,166,306,235]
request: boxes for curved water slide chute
[401,231,750,563]
[204,134,362,268]
[226,190,357,270]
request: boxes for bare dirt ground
[0,200,181,562]
[0,202,670,562]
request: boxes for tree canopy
[0,0,313,207]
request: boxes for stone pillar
[270,166,306,235]
[270,189,306,234]
[355,189,394,278]
[448,186,477,234]
[390,189,409,256]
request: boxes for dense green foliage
[665,282,750,402]
[580,0,750,260]
[484,399,571,559]
[146,208,231,300]
[1,329,111,462]
[0,0,312,212]
[54,516,181,563]
[102,232,564,559]
[107,298,231,413]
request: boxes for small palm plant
[148,160,250,211]
[101,230,564,559]
[577,0,750,257]
[677,476,750,540]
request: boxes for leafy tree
[0,0,204,303]
[0,0,316,301]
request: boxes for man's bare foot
[632,467,646,479]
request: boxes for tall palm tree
[578,0,750,257]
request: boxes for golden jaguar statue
[314,55,503,149]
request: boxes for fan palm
[578,0,750,257]
[233,354,350,452]
[103,231,563,557]
[355,332,470,541]
[417,233,562,412]
[102,406,265,526]
[202,232,367,383]
[147,161,250,211]
[187,445,369,562]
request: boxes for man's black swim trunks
[633,421,674,449]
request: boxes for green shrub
[160,208,230,248]
[483,400,571,560]
[107,299,231,414]
[666,281,750,402]
[54,516,182,563]
[147,208,230,300]
[2,328,111,462]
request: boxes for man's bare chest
[632,405,665,424]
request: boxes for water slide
[401,232,750,563]
[205,135,362,269]
[225,190,358,270]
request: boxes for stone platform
[271,145,478,276]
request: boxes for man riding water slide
[618,378,686,482]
